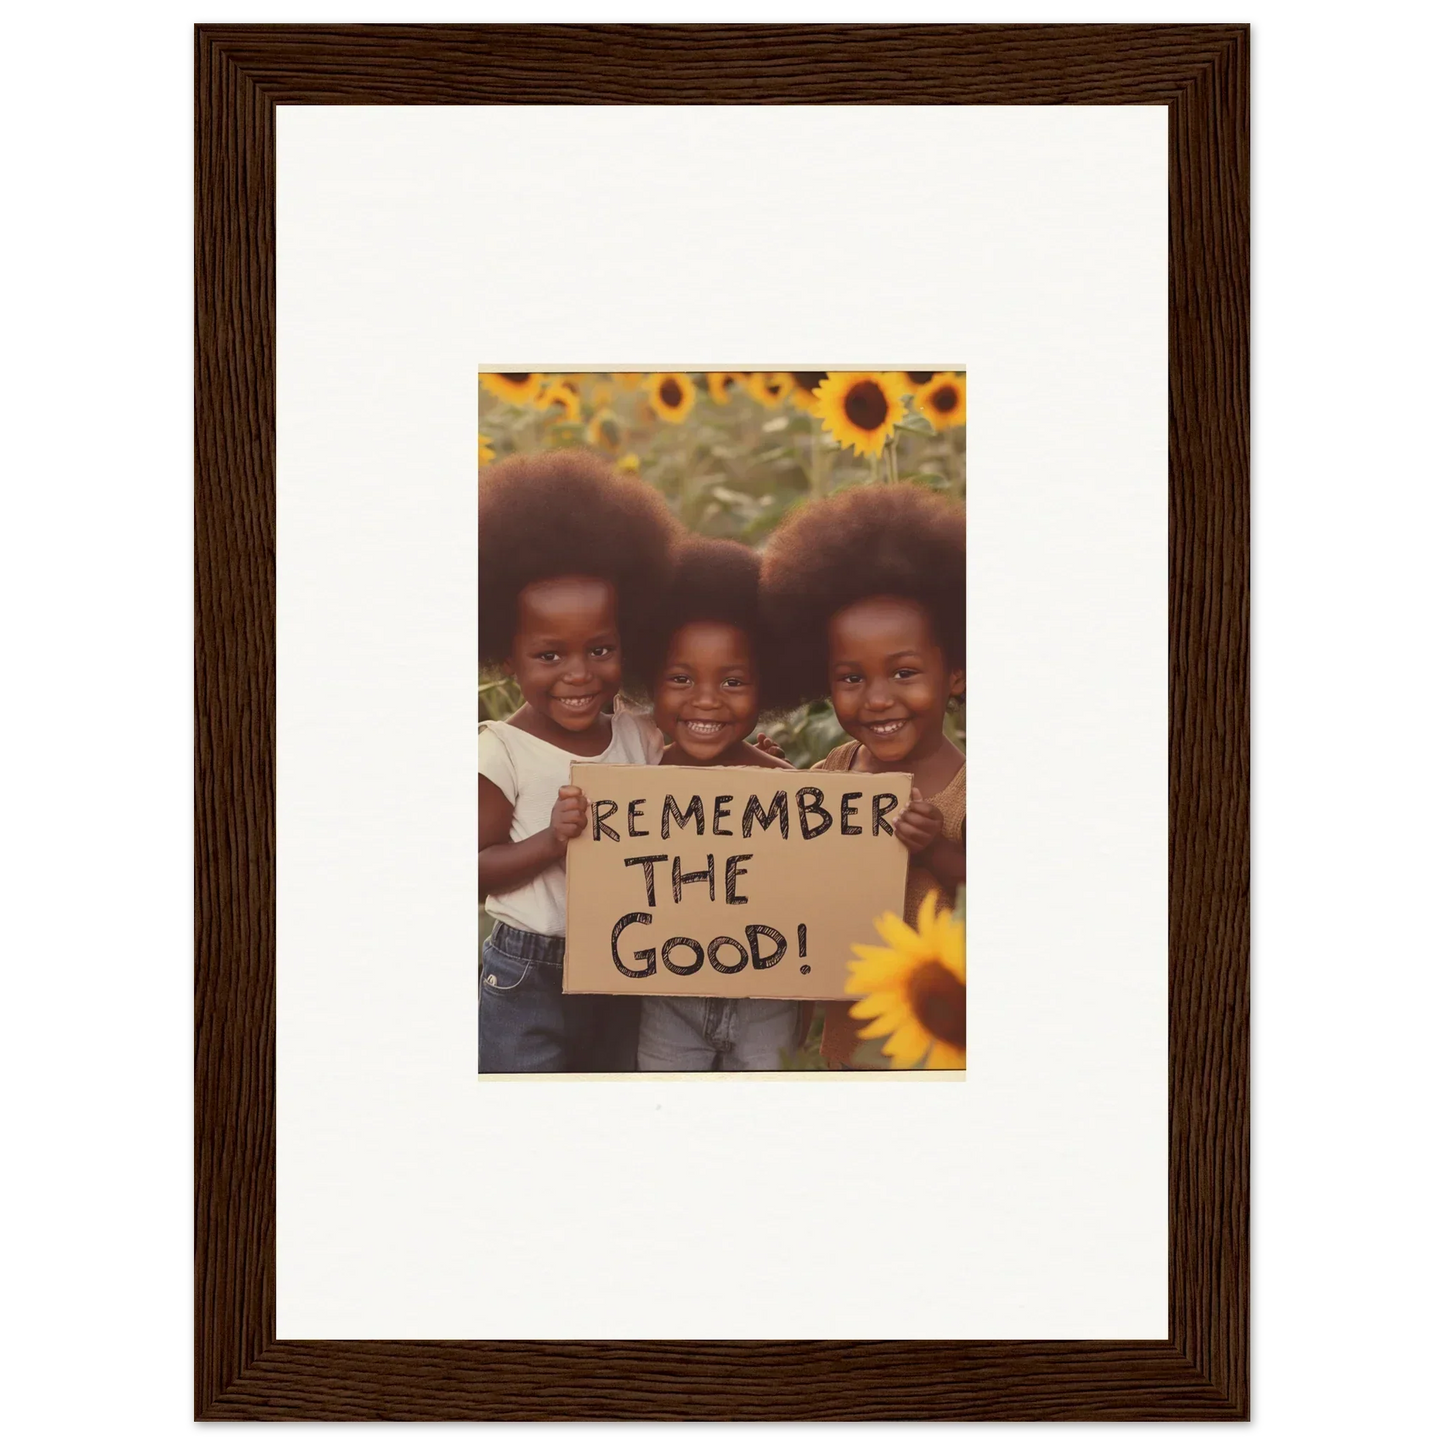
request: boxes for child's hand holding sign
[550,785,591,852]
[894,788,945,853]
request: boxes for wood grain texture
[196,23,1248,1421]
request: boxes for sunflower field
[479,372,965,1069]
[478,370,966,770]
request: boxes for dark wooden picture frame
[196,23,1247,1421]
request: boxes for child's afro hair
[637,535,787,712]
[478,449,678,681]
[760,483,966,707]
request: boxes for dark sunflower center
[844,379,888,431]
[791,372,826,392]
[906,372,935,385]
[906,961,967,1049]
[932,384,959,414]
[499,373,533,383]
[660,378,683,407]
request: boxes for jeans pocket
[481,943,532,994]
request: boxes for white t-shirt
[477,710,664,938]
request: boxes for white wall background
[276,100,1167,1342]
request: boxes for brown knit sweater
[812,740,966,1068]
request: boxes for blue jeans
[636,997,800,1072]
[478,923,641,1073]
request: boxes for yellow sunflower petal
[646,372,697,424]
[848,989,908,1022]
[814,371,907,458]
[926,1040,967,1070]
[855,1005,914,1038]
[895,370,940,395]
[882,1019,932,1068]
[585,408,624,454]
[477,434,495,465]
[849,942,902,965]
[480,372,545,407]
[535,380,581,423]
[874,911,933,961]
[921,898,964,969]
[939,924,965,981]
[745,371,793,408]
[913,372,966,431]
[787,372,828,415]
[706,371,740,405]
[846,960,912,994]
[916,890,939,938]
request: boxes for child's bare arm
[477,779,590,898]
[919,835,966,894]
[894,788,965,899]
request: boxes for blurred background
[478,369,966,769]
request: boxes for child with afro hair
[761,483,967,1069]
[477,449,678,1073]
[631,535,799,1072]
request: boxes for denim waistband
[487,921,566,966]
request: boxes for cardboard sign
[563,764,910,999]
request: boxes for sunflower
[480,372,545,407]
[846,891,965,1069]
[787,371,828,416]
[913,372,966,431]
[815,372,907,458]
[477,433,495,466]
[618,453,641,472]
[896,371,938,394]
[535,379,582,424]
[646,372,698,424]
[585,408,624,454]
[746,371,793,408]
[707,371,741,405]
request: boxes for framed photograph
[474,370,967,1075]
[197,23,1247,1420]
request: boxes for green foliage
[778,1008,829,1070]
[757,698,849,770]
[478,673,523,723]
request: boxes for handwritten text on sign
[563,764,910,999]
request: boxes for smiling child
[634,536,798,1071]
[477,449,678,1072]
[761,484,966,1068]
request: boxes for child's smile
[827,595,963,767]
[655,620,760,764]
[507,575,623,740]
